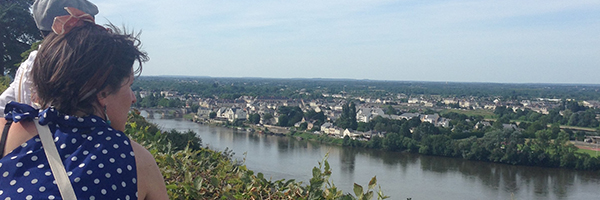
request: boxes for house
[294,118,307,128]
[459,101,471,108]
[216,107,229,118]
[484,105,496,110]
[343,129,361,138]
[320,123,343,136]
[331,128,344,137]
[160,90,178,97]
[438,118,451,128]
[421,114,440,124]
[196,107,213,119]
[307,122,315,130]
[443,98,457,105]
[502,124,519,130]
[260,115,277,125]
[530,107,549,114]
[474,121,492,130]
[138,91,151,98]
[408,98,420,104]
[399,113,420,120]
[320,123,334,134]
[222,108,247,122]
[356,107,385,123]
[584,136,600,144]
[583,101,600,109]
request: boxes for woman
[0,7,168,200]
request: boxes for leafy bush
[125,111,389,199]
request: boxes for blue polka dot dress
[0,102,137,200]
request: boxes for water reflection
[340,148,357,174]
[147,117,600,200]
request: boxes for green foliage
[277,106,304,127]
[292,116,600,170]
[126,111,389,199]
[0,76,11,92]
[336,102,358,130]
[0,0,43,76]
[247,113,261,124]
[383,105,396,115]
[132,77,600,102]
[305,109,326,125]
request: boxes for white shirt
[0,50,39,115]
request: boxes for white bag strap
[35,120,78,199]
[17,68,25,103]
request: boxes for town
[134,77,600,143]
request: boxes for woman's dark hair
[32,22,148,115]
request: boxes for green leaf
[365,191,374,200]
[353,183,364,197]
[257,172,264,180]
[210,177,219,187]
[368,176,377,190]
[166,184,178,190]
[312,167,321,178]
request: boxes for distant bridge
[137,108,187,119]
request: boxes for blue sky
[93,0,600,84]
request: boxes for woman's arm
[131,140,169,200]
[1,118,38,157]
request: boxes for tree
[412,122,440,141]
[263,113,273,122]
[277,106,303,127]
[366,135,383,149]
[550,123,561,139]
[0,76,10,91]
[566,101,585,112]
[304,109,325,124]
[277,115,288,127]
[335,102,358,130]
[298,122,308,130]
[384,105,396,115]
[209,112,217,119]
[247,113,260,124]
[0,0,42,76]
[158,98,170,108]
[190,104,200,113]
[342,135,351,146]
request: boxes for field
[577,148,600,157]
[440,109,496,119]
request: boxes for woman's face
[103,73,136,131]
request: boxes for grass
[440,109,495,119]
[577,148,600,158]
[557,125,597,132]
[183,113,195,120]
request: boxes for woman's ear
[95,88,111,106]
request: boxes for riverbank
[148,116,600,200]
[130,112,388,199]
[191,118,600,171]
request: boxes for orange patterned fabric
[51,7,95,35]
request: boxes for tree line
[132,76,600,101]
[287,102,600,170]
[494,101,600,128]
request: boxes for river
[146,117,600,200]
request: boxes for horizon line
[138,75,600,86]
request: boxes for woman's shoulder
[0,118,38,158]
[130,140,154,166]
[129,140,169,200]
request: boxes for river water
[146,117,600,200]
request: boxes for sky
[92,0,600,84]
